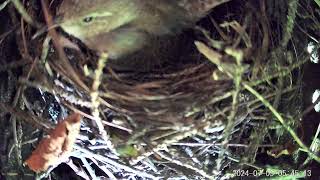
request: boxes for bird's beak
[54,15,63,25]
[32,23,59,39]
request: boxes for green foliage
[116,145,138,158]
[315,0,320,8]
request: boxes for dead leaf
[267,141,298,158]
[25,113,81,172]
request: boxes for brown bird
[56,0,231,69]
[57,0,230,71]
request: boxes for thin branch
[243,83,320,163]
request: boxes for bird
[56,0,231,68]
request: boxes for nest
[0,0,319,179]
[99,63,231,123]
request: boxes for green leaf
[315,0,320,8]
[116,145,138,157]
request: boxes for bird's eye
[83,16,93,23]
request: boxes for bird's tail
[178,0,231,18]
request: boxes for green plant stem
[243,83,320,163]
[11,0,39,27]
